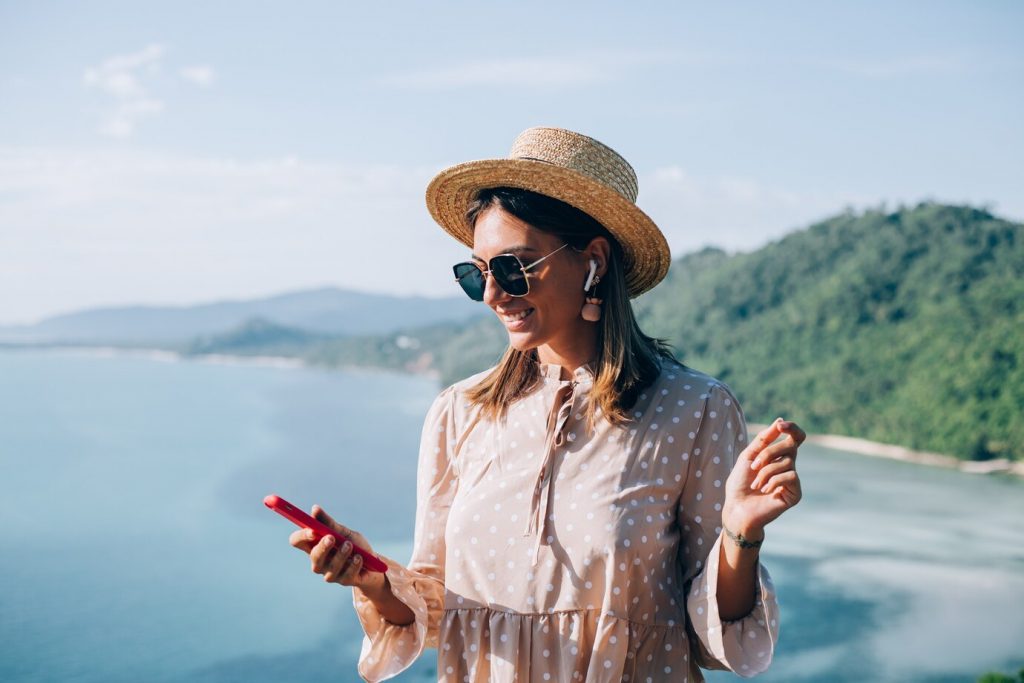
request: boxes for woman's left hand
[721,418,805,538]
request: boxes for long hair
[464,187,676,428]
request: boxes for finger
[323,540,354,583]
[309,535,337,573]
[289,528,316,553]
[741,419,784,467]
[772,475,802,507]
[758,470,800,496]
[751,456,795,490]
[338,551,364,585]
[750,441,797,471]
[780,420,807,446]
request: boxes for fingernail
[342,541,351,552]
[761,485,770,493]
[323,535,334,546]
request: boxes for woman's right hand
[289,504,386,594]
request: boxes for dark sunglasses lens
[490,255,529,296]
[453,263,485,301]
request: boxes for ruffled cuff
[351,556,443,682]
[685,535,780,678]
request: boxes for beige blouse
[353,360,779,682]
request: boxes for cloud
[0,148,464,324]
[179,65,216,87]
[2,147,1003,324]
[83,44,166,138]
[99,99,165,139]
[82,43,164,96]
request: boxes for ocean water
[0,349,1021,683]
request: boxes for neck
[536,327,599,380]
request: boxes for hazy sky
[1,1,1021,324]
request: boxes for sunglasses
[453,243,569,301]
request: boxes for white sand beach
[750,423,1024,478]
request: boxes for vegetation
[183,317,328,356]
[635,202,1023,462]
[188,203,1023,462]
[978,667,1024,683]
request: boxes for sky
[1,0,1021,325]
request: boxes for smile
[500,308,534,325]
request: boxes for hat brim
[425,158,670,298]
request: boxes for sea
[1,349,1021,683]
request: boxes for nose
[482,270,512,308]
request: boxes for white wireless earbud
[583,260,598,291]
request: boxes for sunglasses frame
[453,243,570,301]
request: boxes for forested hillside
[189,203,1022,462]
[636,203,1022,461]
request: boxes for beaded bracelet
[724,525,763,550]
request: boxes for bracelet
[724,525,763,550]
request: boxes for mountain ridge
[293,202,1022,462]
[0,286,484,345]
[5,202,1017,462]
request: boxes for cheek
[532,277,584,321]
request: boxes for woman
[290,127,804,682]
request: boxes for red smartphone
[264,494,388,573]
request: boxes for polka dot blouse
[352,361,779,682]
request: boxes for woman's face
[471,206,592,356]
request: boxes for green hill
[195,203,1023,462]
[183,317,329,356]
[635,202,1022,462]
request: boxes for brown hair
[464,187,676,428]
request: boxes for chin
[505,331,543,353]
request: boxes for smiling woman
[287,127,806,683]
[460,188,669,432]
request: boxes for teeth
[502,309,533,322]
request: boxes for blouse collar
[538,361,596,385]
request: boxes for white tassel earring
[581,260,603,322]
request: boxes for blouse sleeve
[676,383,780,678]
[351,385,459,681]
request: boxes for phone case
[264,494,389,573]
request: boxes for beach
[749,423,1024,478]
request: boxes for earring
[581,275,603,322]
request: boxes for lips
[498,307,535,329]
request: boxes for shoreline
[750,423,1024,478]
[0,342,440,380]
[4,344,1019,477]
[2,344,309,370]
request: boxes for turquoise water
[1,350,1022,682]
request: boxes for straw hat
[425,127,670,297]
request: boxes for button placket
[524,381,578,564]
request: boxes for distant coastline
[1,344,306,370]
[750,423,1024,478]
[0,343,439,379]
[4,344,1020,478]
